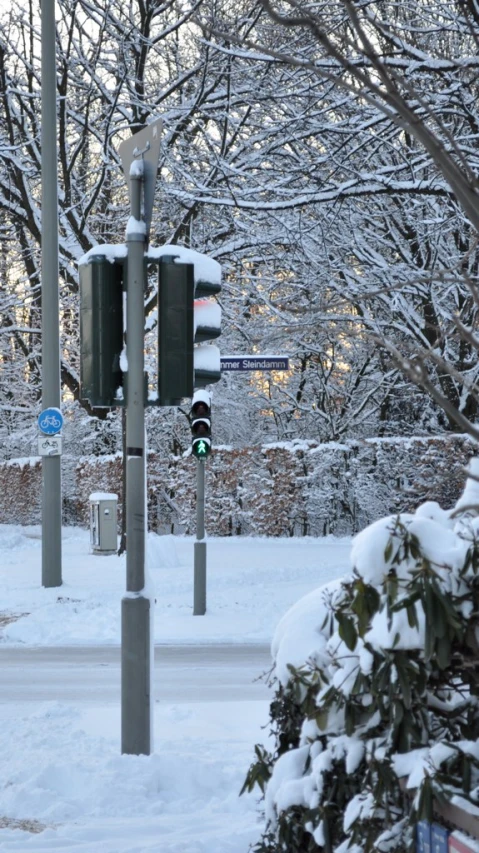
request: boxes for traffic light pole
[121,166,152,755]
[193,459,207,615]
[40,0,62,589]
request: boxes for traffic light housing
[79,255,124,408]
[194,279,221,389]
[190,390,212,459]
[156,254,222,404]
[157,258,194,405]
[78,247,222,410]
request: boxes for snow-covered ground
[0,525,350,852]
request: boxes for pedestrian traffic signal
[190,390,212,459]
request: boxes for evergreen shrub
[243,465,479,852]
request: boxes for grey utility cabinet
[89,492,118,554]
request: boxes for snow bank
[0,701,268,853]
[0,528,350,647]
[0,530,353,852]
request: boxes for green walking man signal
[195,439,209,458]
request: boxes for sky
[0,526,350,852]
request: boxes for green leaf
[430,590,447,639]
[344,702,356,736]
[387,573,399,604]
[416,776,433,822]
[315,709,329,731]
[395,660,412,709]
[337,614,358,651]
[364,584,381,615]
[390,590,421,613]
[240,744,273,796]
[409,536,422,560]
[424,625,435,662]
[393,698,404,724]
[351,592,368,634]
[377,660,392,692]
[415,663,427,696]
[407,603,419,629]
[436,634,451,670]
[351,670,366,695]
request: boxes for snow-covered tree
[3,0,479,456]
[202,0,479,440]
[0,0,455,457]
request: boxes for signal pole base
[121,595,151,755]
[193,541,207,615]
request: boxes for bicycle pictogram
[40,414,61,430]
[38,408,64,436]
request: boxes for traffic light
[79,255,124,408]
[157,257,194,405]
[194,278,222,389]
[79,248,223,410]
[156,254,222,403]
[190,390,212,459]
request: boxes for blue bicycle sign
[38,407,63,436]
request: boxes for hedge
[1,434,475,536]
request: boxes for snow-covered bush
[243,463,479,852]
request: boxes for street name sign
[220,356,289,372]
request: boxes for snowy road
[0,643,272,703]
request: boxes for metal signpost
[194,460,207,615]
[118,118,162,756]
[79,118,224,752]
[41,0,62,589]
[192,358,289,615]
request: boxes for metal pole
[121,169,151,755]
[193,459,206,615]
[41,0,62,589]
